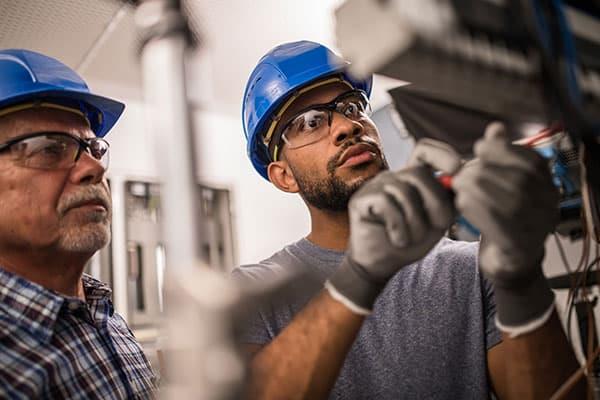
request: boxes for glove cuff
[493,270,555,337]
[326,256,386,315]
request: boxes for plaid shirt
[0,267,158,399]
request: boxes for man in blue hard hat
[234,41,583,399]
[0,49,157,398]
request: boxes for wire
[519,1,600,397]
[516,122,565,147]
[565,228,590,343]
[554,233,573,275]
[521,0,596,145]
[554,257,600,400]
[586,300,596,399]
[530,0,553,53]
[550,0,582,107]
[553,232,579,345]
[550,344,600,400]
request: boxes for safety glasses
[0,131,110,170]
[272,90,372,158]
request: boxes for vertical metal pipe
[136,0,200,273]
[133,2,245,398]
[110,175,130,321]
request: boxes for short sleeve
[230,268,273,345]
[481,274,502,350]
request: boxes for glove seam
[324,280,372,316]
[495,300,555,338]
[345,256,389,286]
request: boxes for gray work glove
[325,139,461,315]
[452,122,559,335]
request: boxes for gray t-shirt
[233,237,502,399]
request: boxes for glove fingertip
[389,228,408,248]
[484,121,508,140]
[474,122,510,157]
[408,139,462,174]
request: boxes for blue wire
[531,0,582,104]
[531,0,553,53]
[530,0,595,133]
[550,0,583,105]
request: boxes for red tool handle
[437,174,453,190]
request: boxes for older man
[0,49,157,399]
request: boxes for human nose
[330,112,364,146]
[68,150,106,185]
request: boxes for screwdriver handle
[437,174,453,190]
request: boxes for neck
[306,206,350,251]
[0,249,90,299]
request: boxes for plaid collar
[0,267,113,344]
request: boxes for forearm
[499,310,585,400]
[489,276,586,399]
[245,290,364,400]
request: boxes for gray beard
[56,184,112,253]
[57,214,111,253]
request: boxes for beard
[290,139,389,212]
[56,184,112,253]
[57,214,111,253]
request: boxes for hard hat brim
[0,86,125,138]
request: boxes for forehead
[0,107,93,141]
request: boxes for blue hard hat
[0,49,125,137]
[242,41,373,180]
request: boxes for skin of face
[268,82,388,211]
[0,107,112,257]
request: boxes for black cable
[565,232,590,344]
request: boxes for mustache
[57,185,112,216]
[327,136,383,174]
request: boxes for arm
[245,291,363,400]
[453,123,585,399]
[488,311,585,399]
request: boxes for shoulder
[231,243,324,315]
[232,260,286,282]
[110,311,134,332]
[408,238,480,285]
[424,237,479,267]
[0,311,19,338]
[231,242,305,283]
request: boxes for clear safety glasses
[277,89,372,151]
[0,131,110,170]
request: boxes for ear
[267,160,299,193]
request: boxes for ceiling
[0,0,142,95]
[0,0,401,114]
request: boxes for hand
[326,139,461,314]
[452,122,558,332]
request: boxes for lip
[67,199,108,213]
[337,143,379,168]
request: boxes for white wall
[192,110,309,265]
[100,91,309,268]
[107,102,160,179]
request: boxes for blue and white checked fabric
[0,267,158,399]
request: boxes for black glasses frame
[269,89,371,159]
[280,89,370,134]
[0,131,110,168]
